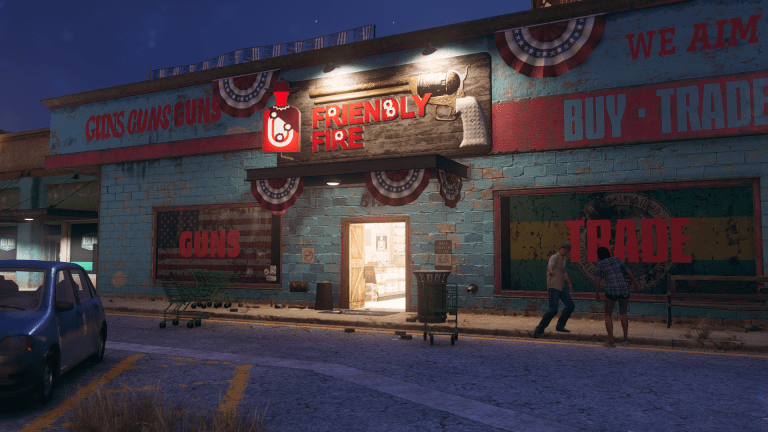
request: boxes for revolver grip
[455,96,489,148]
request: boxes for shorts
[605,293,630,301]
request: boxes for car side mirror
[55,300,74,312]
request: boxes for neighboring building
[38,0,768,320]
[0,129,100,285]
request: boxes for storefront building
[0,129,101,284]
[40,0,768,320]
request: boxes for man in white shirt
[533,242,576,338]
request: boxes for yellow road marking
[219,364,252,413]
[109,312,768,358]
[17,354,144,432]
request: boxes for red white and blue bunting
[365,169,431,207]
[213,71,279,118]
[437,170,462,208]
[250,177,305,215]
[495,15,606,78]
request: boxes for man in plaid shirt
[594,246,640,347]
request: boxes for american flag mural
[154,206,279,283]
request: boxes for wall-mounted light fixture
[24,218,34,221]
[326,178,341,186]
[466,283,478,294]
[422,40,437,56]
[323,62,336,73]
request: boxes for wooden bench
[666,275,768,328]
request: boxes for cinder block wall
[98,150,275,297]
[97,135,768,319]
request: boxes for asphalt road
[2,313,767,432]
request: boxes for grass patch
[683,317,717,340]
[66,384,267,432]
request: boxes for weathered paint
[152,203,280,285]
[39,0,768,320]
[497,180,758,295]
[494,69,768,153]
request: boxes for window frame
[151,202,283,289]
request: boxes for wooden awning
[245,154,470,188]
[0,208,98,223]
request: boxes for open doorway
[342,217,409,311]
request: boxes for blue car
[0,261,107,404]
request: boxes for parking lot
[2,313,767,432]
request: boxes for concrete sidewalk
[100,294,768,354]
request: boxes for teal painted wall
[97,134,768,320]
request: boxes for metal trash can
[315,281,333,311]
[413,270,451,323]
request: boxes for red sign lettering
[85,97,222,142]
[178,230,240,258]
[565,218,691,263]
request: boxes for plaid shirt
[595,257,630,296]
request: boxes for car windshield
[0,270,46,311]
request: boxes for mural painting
[153,204,280,286]
[498,179,760,294]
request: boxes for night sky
[0,0,530,133]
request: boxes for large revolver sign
[276,52,491,165]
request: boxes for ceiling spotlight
[323,62,336,73]
[422,40,437,56]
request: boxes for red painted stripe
[493,69,768,154]
[44,132,262,169]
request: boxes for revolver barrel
[310,71,461,105]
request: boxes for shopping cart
[159,281,210,329]
[189,269,239,309]
[423,282,459,345]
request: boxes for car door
[55,269,87,371]
[70,268,100,355]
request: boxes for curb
[104,306,768,354]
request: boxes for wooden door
[349,224,365,309]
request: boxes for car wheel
[35,354,56,405]
[89,329,106,363]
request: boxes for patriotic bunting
[495,15,605,78]
[212,70,278,118]
[437,170,462,208]
[365,169,431,207]
[251,177,305,215]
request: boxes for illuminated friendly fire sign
[273,52,492,166]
